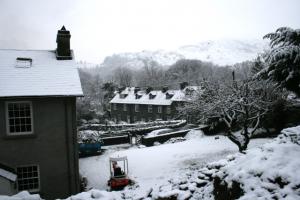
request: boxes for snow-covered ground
[3,127,299,200]
[79,130,270,198]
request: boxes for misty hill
[97,39,266,71]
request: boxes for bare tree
[113,67,133,87]
[180,79,284,152]
[136,60,166,87]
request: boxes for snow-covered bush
[211,125,300,200]
[184,129,204,140]
[262,27,300,96]
[78,130,104,143]
[0,191,42,200]
[164,137,186,144]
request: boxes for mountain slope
[99,39,267,70]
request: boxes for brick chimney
[146,87,153,94]
[56,26,72,60]
[180,82,188,90]
[134,87,141,94]
[162,86,168,93]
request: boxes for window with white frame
[123,104,127,111]
[17,165,40,192]
[157,106,162,113]
[148,105,152,113]
[135,104,139,112]
[113,103,117,111]
[6,102,33,135]
[167,106,171,114]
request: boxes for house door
[127,115,131,123]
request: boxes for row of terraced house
[109,83,199,123]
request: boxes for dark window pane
[9,119,14,125]
[10,126,15,133]
[8,103,13,110]
[14,111,19,117]
[21,125,26,132]
[20,110,25,116]
[20,118,25,124]
[15,119,20,125]
[25,110,31,116]
[9,111,14,117]
[26,118,31,124]
[26,125,32,132]
[18,173,23,179]
[15,126,20,132]
[32,166,37,171]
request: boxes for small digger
[107,156,133,191]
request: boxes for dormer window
[166,92,174,99]
[149,93,156,99]
[15,57,32,68]
[135,94,142,99]
[120,94,128,99]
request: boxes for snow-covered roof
[110,87,199,105]
[0,167,17,182]
[109,156,128,162]
[0,49,83,97]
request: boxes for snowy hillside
[178,39,266,66]
[99,39,267,70]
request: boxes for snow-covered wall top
[110,86,198,105]
[0,49,83,97]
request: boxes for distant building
[109,82,199,123]
[0,26,83,199]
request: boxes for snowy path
[79,135,270,195]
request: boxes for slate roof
[0,49,83,97]
[110,86,199,105]
[0,163,17,182]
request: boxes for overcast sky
[0,0,299,63]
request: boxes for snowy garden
[5,126,300,200]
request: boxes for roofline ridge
[0,48,55,52]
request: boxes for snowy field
[79,131,270,196]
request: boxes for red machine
[107,156,131,190]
